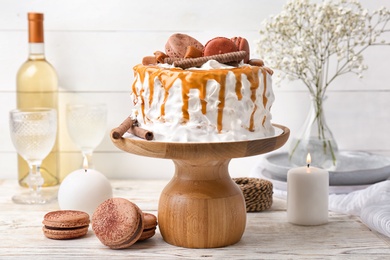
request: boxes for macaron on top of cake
[92,198,144,249]
[42,210,90,240]
[231,36,250,63]
[165,33,204,59]
[203,37,239,57]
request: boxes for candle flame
[83,157,88,173]
[306,153,311,167]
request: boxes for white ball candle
[287,153,329,225]
[58,168,113,217]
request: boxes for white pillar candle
[287,153,329,225]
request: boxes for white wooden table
[1,179,390,259]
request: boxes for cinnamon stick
[112,117,154,141]
[127,125,154,141]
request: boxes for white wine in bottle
[16,13,59,187]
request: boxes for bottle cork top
[28,12,44,43]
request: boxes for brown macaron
[165,33,204,59]
[138,212,158,241]
[42,210,90,240]
[231,37,250,63]
[92,198,144,249]
[203,37,238,57]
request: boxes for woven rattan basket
[233,177,273,212]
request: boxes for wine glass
[66,103,107,168]
[9,108,57,204]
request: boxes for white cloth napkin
[329,180,390,237]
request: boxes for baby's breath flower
[256,0,390,97]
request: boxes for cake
[130,34,275,142]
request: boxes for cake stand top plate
[111,124,289,160]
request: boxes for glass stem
[82,151,94,169]
[28,162,44,197]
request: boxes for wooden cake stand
[111,124,290,248]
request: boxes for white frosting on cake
[131,60,275,142]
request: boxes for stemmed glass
[9,108,57,204]
[66,103,107,168]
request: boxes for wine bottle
[16,13,59,187]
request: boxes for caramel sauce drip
[132,64,269,132]
[262,69,268,126]
[132,66,147,120]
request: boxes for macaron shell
[231,37,250,63]
[42,210,90,229]
[110,217,143,249]
[137,212,158,242]
[138,227,156,241]
[143,212,157,230]
[92,198,144,249]
[43,225,89,240]
[203,37,238,57]
[165,33,204,59]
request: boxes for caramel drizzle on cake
[132,65,269,132]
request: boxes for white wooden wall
[1,0,390,180]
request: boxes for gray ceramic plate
[251,167,370,194]
[257,151,390,186]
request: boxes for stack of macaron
[91,198,158,249]
[42,198,158,250]
[142,33,268,70]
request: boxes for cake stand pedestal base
[111,124,290,248]
[159,159,245,248]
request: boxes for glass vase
[289,96,338,171]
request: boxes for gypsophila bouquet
[257,0,390,99]
[257,0,390,169]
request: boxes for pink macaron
[165,33,204,59]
